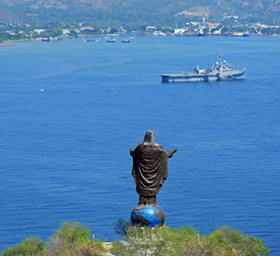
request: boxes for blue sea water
[0,36,279,254]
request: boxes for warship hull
[161,70,245,83]
[161,56,246,83]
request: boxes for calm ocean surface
[0,36,279,254]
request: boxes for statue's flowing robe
[131,143,169,197]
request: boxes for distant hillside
[0,0,280,25]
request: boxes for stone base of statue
[131,204,165,227]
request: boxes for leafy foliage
[112,225,270,256]
[47,222,105,256]
[3,237,46,256]
[206,226,270,256]
[1,222,270,256]
[2,222,106,256]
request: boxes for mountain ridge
[0,0,279,25]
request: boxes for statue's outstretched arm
[167,148,177,158]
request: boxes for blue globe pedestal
[131,204,165,227]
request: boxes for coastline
[0,42,13,46]
[0,33,279,47]
[0,38,50,46]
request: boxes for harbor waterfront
[0,36,279,254]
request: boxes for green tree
[47,221,105,256]
[112,225,270,256]
[3,237,46,256]
[1,222,270,256]
[206,226,270,256]
[112,225,200,256]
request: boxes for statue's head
[143,130,155,145]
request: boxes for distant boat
[41,38,50,42]
[106,38,116,43]
[86,38,100,42]
[121,39,130,43]
[161,56,246,83]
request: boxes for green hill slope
[0,0,279,25]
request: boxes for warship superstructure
[161,56,246,83]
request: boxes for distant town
[1,17,280,44]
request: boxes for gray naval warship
[161,56,246,83]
